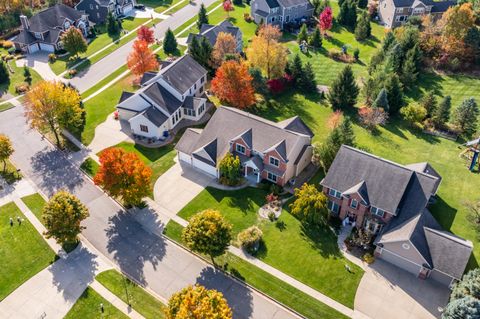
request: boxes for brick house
[175,106,314,186]
[321,145,473,286]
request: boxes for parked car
[134,4,145,10]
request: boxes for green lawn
[0,159,22,184]
[64,287,129,319]
[0,102,14,112]
[21,193,47,223]
[96,270,166,318]
[101,142,176,197]
[139,0,187,13]
[163,220,349,319]
[174,0,222,36]
[0,56,42,97]
[80,157,100,178]
[0,202,56,300]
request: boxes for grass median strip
[64,287,129,319]
[163,220,349,319]
[174,0,222,36]
[21,193,47,223]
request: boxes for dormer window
[269,156,279,167]
[350,199,358,209]
[65,21,71,29]
[371,207,385,218]
[34,32,42,39]
[328,188,342,199]
[236,144,246,154]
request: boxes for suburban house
[186,20,243,53]
[116,55,208,140]
[250,0,314,28]
[175,106,314,186]
[76,0,136,24]
[378,0,456,28]
[321,145,473,286]
[14,4,90,53]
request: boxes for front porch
[241,154,264,184]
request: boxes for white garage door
[192,157,217,177]
[28,43,39,53]
[378,249,422,276]
[39,43,54,52]
[178,152,192,165]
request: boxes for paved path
[0,103,300,319]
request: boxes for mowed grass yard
[178,187,363,308]
[0,202,56,300]
[64,287,128,319]
[21,193,47,223]
[0,48,42,98]
[139,0,189,13]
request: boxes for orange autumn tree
[94,147,152,206]
[211,32,237,68]
[127,39,159,79]
[137,25,155,44]
[211,60,255,109]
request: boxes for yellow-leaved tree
[211,32,237,68]
[165,284,233,319]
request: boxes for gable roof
[264,0,280,8]
[232,128,253,148]
[139,106,169,126]
[391,0,455,10]
[343,181,369,205]
[276,0,313,8]
[143,82,183,115]
[175,106,313,164]
[140,71,158,86]
[26,4,83,33]
[187,20,242,48]
[277,116,314,137]
[158,55,207,94]
[193,139,218,165]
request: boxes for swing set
[460,137,480,171]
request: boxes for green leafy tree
[218,153,241,185]
[182,210,232,265]
[197,4,209,29]
[163,28,178,55]
[0,134,14,172]
[309,27,322,48]
[61,27,87,58]
[42,190,89,245]
[354,11,371,41]
[297,23,308,43]
[384,74,403,114]
[23,66,32,85]
[421,91,438,117]
[299,62,317,92]
[442,296,480,319]
[107,12,120,34]
[328,65,359,110]
[373,88,389,111]
[400,103,427,126]
[454,98,480,137]
[0,60,9,84]
[290,184,329,226]
[433,95,452,128]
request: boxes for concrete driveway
[16,52,58,81]
[355,259,450,319]
[154,160,214,217]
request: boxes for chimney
[20,15,29,30]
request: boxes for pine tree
[382,32,396,53]
[421,91,437,117]
[328,65,359,110]
[400,46,419,88]
[200,37,213,70]
[163,28,178,55]
[454,98,479,137]
[291,54,304,83]
[373,88,389,111]
[24,66,32,85]
[384,74,403,114]
[299,62,317,93]
[346,0,358,29]
[358,0,368,9]
[386,43,404,75]
[442,296,480,319]
[432,95,451,128]
[0,61,9,85]
[197,4,209,30]
[107,12,119,34]
[338,117,356,146]
[298,24,308,43]
[355,11,371,41]
[189,36,202,63]
[309,27,322,48]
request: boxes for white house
[116,55,208,140]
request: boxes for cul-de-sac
[0,0,479,318]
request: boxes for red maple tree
[319,7,333,35]
[211,60,255,109]
[223,0,233,17]
[94,147,152,206]
[127,39,159,78]
[137,25,155,44]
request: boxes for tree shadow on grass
[134,143,174,163]
[404,72,445,102]
[299,222,343,259]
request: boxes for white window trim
[371,206,385,218]
[328,188,342,199]
[269,156,280,167]
[236,144,246,154]
[267,172,278,183]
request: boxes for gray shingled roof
[183,96,205,110]
[278,116,314,137]
[160,55,207,94]
[254,9,270,17]
[343,181,369,205]
[265,0,280,8]
[140,71,158,86]
[119,91,134,103]
[176,128,202,154]
[391,0,455,10]
[175,106,312,165]
[140,106,169,126]
[187,20,241,48]
[321,146,439,214]
[193,139,218,165]
[232,128,253,148]
[277,0,313,8]
[143,82,183,115]
[26,4,83,33]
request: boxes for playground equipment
[460,137,480,171]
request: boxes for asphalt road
[69,0,218,93]
[0,105,299,319]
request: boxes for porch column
[244,165,247,177]
[257,171,260,183]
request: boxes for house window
[97,13,100,18]
[328,188,342,199]
[327,200,339,214]
[413,8,424,14]
[194,83,197,90]
[270,16,275,22]
[34,32,42,39]
[140,125,148,133]
[396,8,403,13]
[371,207,385,218]
[279,16,283,22]
[267,172,277,182]
[236,144,246,154]
[269,156,279,167]
[201,77,205,84]
[350,199,358,209]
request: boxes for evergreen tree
[189,36,202,63]
[358,0,368,9]
[23,66,32,85]
[442,296,480,319]
[433,95,452,128]
[249,67,267,94]
[298,24,308,43]
[200,37,213,70]
[355,11,371,41]
[0,61,9,85]
[454,98,479,137]
[309,27,322,48]
[451,268,480,301]
[197,4,209,30]
[382,32,396,53]
[368,50,384,74]
[107,12,119,34]
[299,62,317,93]
[163,28,178,55]
[386,43,404,75]
[384,74,403,114]
[400,46,419,88]
[338,0,349,26]
[338,117,356,146]
[328,65,359,110]
[346,0,358,29]
[291,54,304,83]
[421,91,438,117]
[373,88,389,111]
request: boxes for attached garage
[429,269,454,286]
[192,157,217,177]
[28,43,40,53]
[377,248,422,276]
[178,152,192,165]
[39,43,55,52]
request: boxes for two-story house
[76,0,136,24]
[116,55,209,140]
[187,20,243,53]
[250,0,314,28]
[321,145,473,286]
[378,0,456,28]
[175,106,314,186]
[14,4,90,54]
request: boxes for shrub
[353,48,360,61]
[329,49,355,63]
[400,103,427,127]
[268,211,276,221]
[237,226,263,253]
[48,53,57,63]
[266,192,279,203]
[267,78,286,93]
[15,83,29,94]
[244,13,253,22]
[2,41,13,49]
[362,252,375,264]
